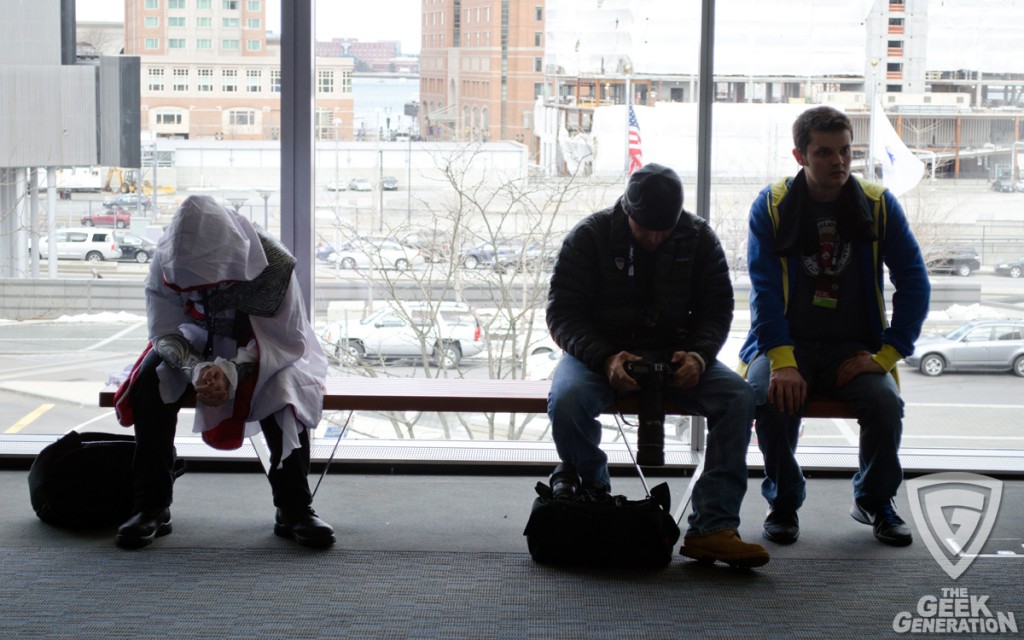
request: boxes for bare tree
[315,146,626,441]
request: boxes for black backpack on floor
[27,431,184,529]
[523,480,681,568]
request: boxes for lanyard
[627,238,636,288]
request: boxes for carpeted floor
[1,470,1021,639]
[0,548,1020,639]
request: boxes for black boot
[274,507,336,548]
[116,508,172,549]
[549,462,580,500]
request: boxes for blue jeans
[747,341,905,513]
[547,353,755,537]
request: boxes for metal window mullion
[692,0,715,453]
[279,0,315,317]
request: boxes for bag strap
[312,409,355,498]
[612,413,651,498]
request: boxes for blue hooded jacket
[738,173,930,378]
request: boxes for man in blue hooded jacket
[739,106,930,547]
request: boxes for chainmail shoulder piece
[207,230,296,317]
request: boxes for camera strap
[612,413,651,498]
[311,409,355,498]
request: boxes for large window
[2,1,1021,472]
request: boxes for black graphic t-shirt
[787,201,869,343]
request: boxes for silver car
[328,236,424,271]
[905,319,1024,377]
[34,228,122,261]
[348,178,372,192]
[321,302,485,367]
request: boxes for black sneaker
[762,508,799,544]
[851,499,913,547]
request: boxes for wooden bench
[99,377,853,523]
[99,377,854,418]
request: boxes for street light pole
[378,148,384,233]
[256,190,271,229]
[227,197,248,221]
[150,142,158,219]
[375,108,383,233]
[333,118,342,221]
[867,59,879,180]
[407,133,412,223]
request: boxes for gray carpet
[1,547,1021,639]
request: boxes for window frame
[0,0,1007,468]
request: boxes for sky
[75,0,422,54]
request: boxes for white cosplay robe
[116,195,326,462]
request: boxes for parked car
[33,228,121,261]
[328,236,424,270]
[525,349,563,380]
[923,245,981,277]
[990,177,1024,192]
[459,238,518,270]
[115,232,157,263]
[81,207,131,228]
[102,193,151,210]
[325,180,347,192]
[315,241,337,262]
[400,227,453,263]
[494,240,561,274]
[994,257,1024,279]
[321,302,485,367]
[348,178,372,192]
[904,319,1024,377]
[381,176,399,191]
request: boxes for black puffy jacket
[546,200,734,373]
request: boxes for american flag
[627,104,643,175]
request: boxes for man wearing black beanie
[545,163,769,568]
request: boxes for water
[351,76,419,138]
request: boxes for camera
[623,360,677,466]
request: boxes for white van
[35,228,122,261]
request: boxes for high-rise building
[419,0,545,157]
[123,0,354,141]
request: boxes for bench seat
[99,376,854,419]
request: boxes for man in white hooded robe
[113,195,334,549]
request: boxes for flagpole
[625,74,632,175]
[867,58,879,181]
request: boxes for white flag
[871,97,924,196]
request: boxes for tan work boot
[679,529,770,568]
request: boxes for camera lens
[627,359,669,466]
[636,415,665,466]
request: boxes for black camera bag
[28,431,184,529]
[523,481,680,567]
